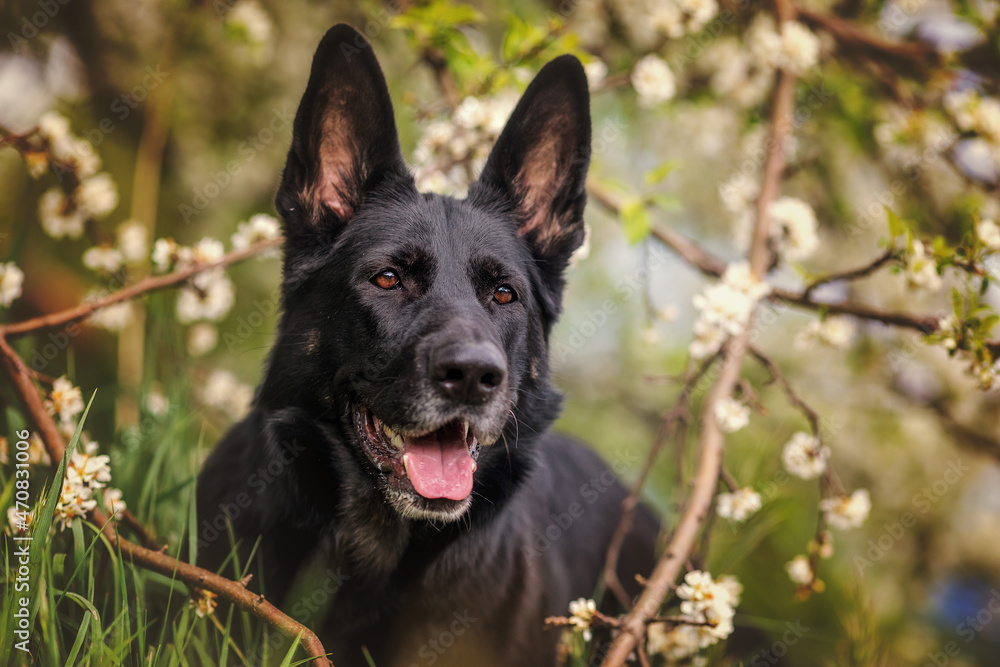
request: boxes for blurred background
[2,0,1000,665]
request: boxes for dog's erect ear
[276,24,408,236]
[476,55,591,265]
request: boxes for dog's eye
[493,285,516,305]
[372,269,401,290]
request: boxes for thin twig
[0,237,282,338]
[749,346,821,435]
[602,353,719,608]
[802,248,900,299]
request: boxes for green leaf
[642,160,679,186]
[620,198,651,244]
[952,288,964,318]
[886,207,905,238]
[648,193,682,211]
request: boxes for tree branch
[600,23,800,661]
[0,237,282,339]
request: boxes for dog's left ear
[476,55,591,268]
[276,24,408,240]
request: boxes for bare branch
[0,237,282,339]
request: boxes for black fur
[197,24,659,667]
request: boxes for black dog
[197,24,659,667]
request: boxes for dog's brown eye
[493,285,516,305]
[372,269,400,290]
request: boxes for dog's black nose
[431,342,506,404]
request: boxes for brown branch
[602,353,719,608]
[600,32,800,661]
[0,334,332,666]
[796,6,939,71]
[749,346,821,435]
[0,237,282,339]
[801,248,900,299]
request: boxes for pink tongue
[402,435,475,501]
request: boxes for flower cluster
[80,220,149,276]
[412,92,519,195]
[55,441,126,530]
[782,431,830,479]
[153,237,234,323]
[690,261,770,359]
[224,0,275,65]
[748,16,822,75]
[716,487,762,523]
[820,489,871,530]
[231,213,281,252]
[647,570,741,662]
[943,89,1000,172]
[566,597,598,642]
[32,112,119,240]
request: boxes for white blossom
[716,487,762,522]
[203,370,254,419]
[193,237,225,265]
[117,221,149,264]
[567,598,597,642]
[631,55,676,107]
[785,555,813,585]
[795,316,856,350]
[647,570,742,661]
[584,60,608,88]
[89,300,133,331]
[145,386,170,417]
[0,262,24,307]
[904,242,941,291]
[782,431,830,479]
[46,376,84,425]
[39,188,87,239]
[103,487,127,516]
[768,197,819,262]
[778,21,821,73]
[176,269,235,323]
[82,245,123,274]
[820,489,871,530]
[232,213,281,252]
[188,323,219,356]
[714,397,750,433]
[152,238,179,272]
[75,173,118,219]
[978,219,1000,250]
[225,0,274,64]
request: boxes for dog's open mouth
[354,407,481,502]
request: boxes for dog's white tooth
[461,420,469,439]
[384,424,396,439]
[391,434,405,451]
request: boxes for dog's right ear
[275,24,408,243]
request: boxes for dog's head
[264,25,590,522]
